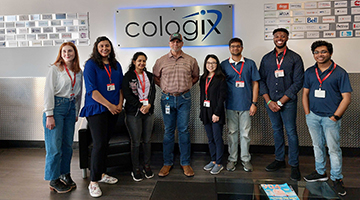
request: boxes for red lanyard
[315,63,337,88]
[205,74,214,99]
[229,58,244,80]
[134,70,146,95]
[64,64,76,92]
[276,48,287,70]
[104,64,112,83]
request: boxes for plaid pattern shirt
[153,51,199,93]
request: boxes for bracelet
[267,100,272,105]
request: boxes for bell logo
[307,17,318,23]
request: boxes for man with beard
[153,33,199,177]
[220,38,260,172]
[302,40,351,196]
[259,28,304,181]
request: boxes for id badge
[69,93,75,101]
[203,100,210,107]
[140,99,149,106]
[107,83,115,91]
[235,81,245,88]
[165,104,170,114]
[274,70,285,78]
[315,89,326,98]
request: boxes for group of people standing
[43,36,156,197]
[42,28,352,198]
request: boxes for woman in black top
[199,54,227,175]
[122,52,156,181]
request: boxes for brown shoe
[181,165,195,177]
[158,165,172,177]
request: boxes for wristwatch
[332,115,341,120]
[252,102,258,107]
[277,100,283,107]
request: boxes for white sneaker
[98,174,118,184]
[88,183,102,198]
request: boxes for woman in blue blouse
[80,36,124,198]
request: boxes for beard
[274,41,287,49]
[231,52,241,57]
[171,47,182,52]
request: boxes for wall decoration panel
[0,12,90,47]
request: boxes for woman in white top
[43,42,82,193]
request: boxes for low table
[150,178,346,200]
[216,178,342,200]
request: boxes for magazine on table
[260,183,300,200]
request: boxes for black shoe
[49,178,72,193]
[303,171,328,182]
[290,166,301,181]
[131,169,143,182]
[333,179,346,196]
[143,165,154,179]
[59,173,76,188]
[265,160,286,172]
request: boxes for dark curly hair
[311,40,333,55]
[128,52,148,72]
[87,36,117,70]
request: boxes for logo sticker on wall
[116,5,233,47]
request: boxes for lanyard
[104,64,112,83]
[229,58,244,80]
[276,48,287,70]
[205,74,214,99]
[64,64,76,92]
[315,63,337,88]
[134,70,146,96]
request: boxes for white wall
[1,0,360,78]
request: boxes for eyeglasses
[313,50,328,54]
[206,62,217,65]
[230,45,242,49]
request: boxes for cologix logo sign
[125,9,222,42]
[116,5,233,47]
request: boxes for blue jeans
[226,110,252,163]
[306,111,343,181]
[265,100,299,167]
[204,122,224,164]
[126,113,154,171]
[43,97,76,181]
[161,91,191,166]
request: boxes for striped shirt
[153,51,199,93]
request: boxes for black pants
[125,113,154,171]
[87,111,119,181]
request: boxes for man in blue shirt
[259,28,304,181]
[302,40,352,197]
[221,38,260,172]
